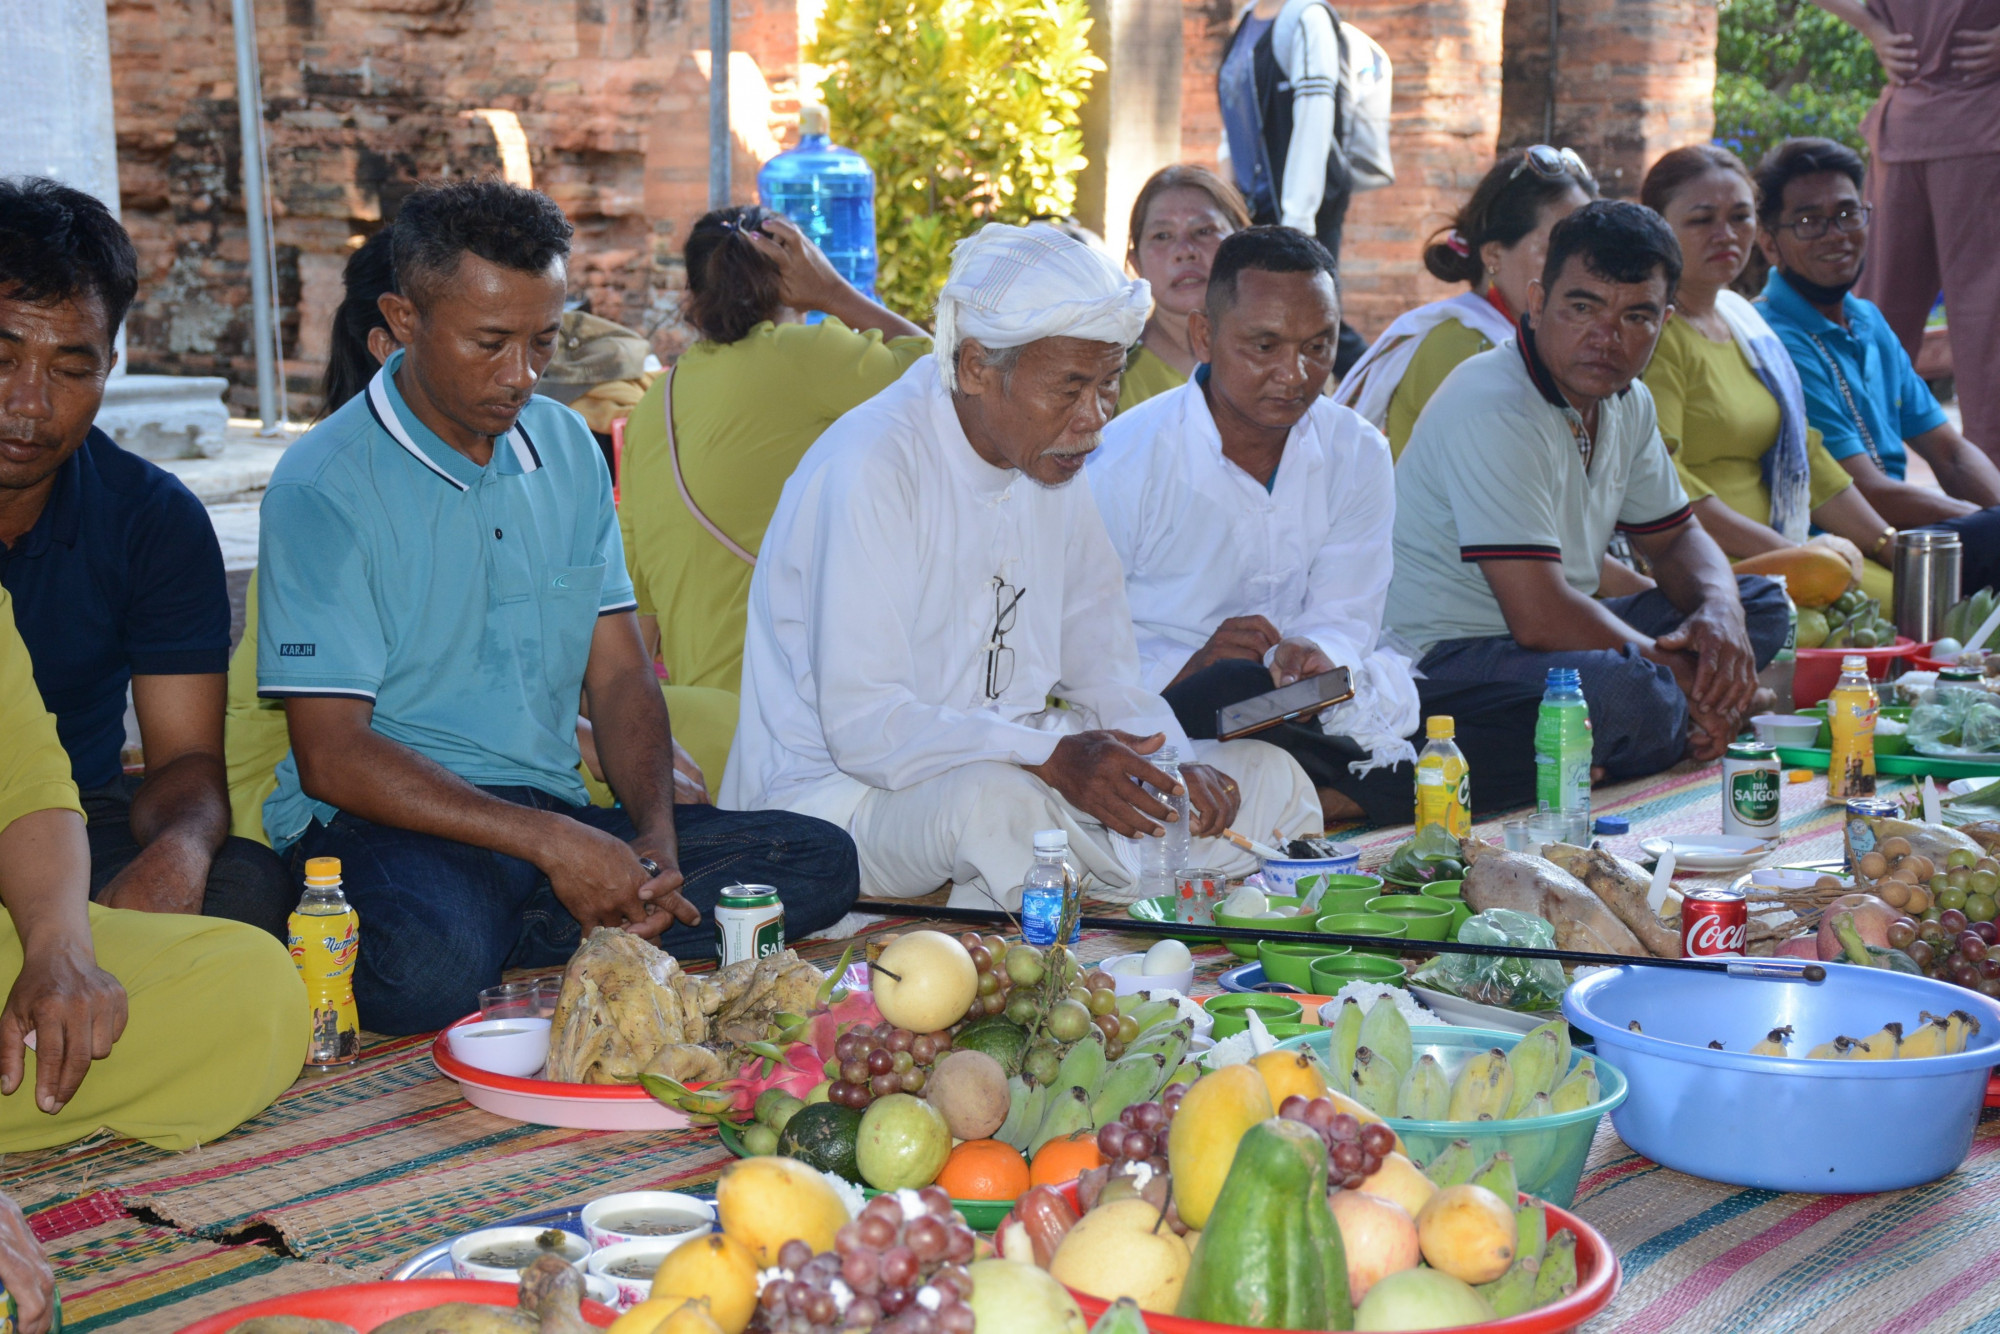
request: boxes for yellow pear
[715,1156,850,1265]
[647,1232,762,1333]
[1048,1197,1192,1313]
[609,1297,724,1334]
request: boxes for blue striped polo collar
[363,352,543,491]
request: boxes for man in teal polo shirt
[256,181,858,1035]
[1753,137,2000,593]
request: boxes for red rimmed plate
[430,1015,693,1131]
[1056,1182,1620,1334]
[177,1279,617,1332]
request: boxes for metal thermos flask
[1891,528,1962,642]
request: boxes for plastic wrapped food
[1410,909,1568,1011]
[1909,686,2000,757]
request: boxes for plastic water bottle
[1534,668,1593,844]
[757,104,879,306]
[1020,830,1080,946]
[1136,746,1191,900]
[1414,716,1470,837]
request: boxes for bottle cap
[304,856,342,882]
[1841,654,1868,672]
[1544,667,1580,688]
[1033,829,1069,852]
[1425,715,1455,739]
[1592,815,1629,835]
[799,103,830,136]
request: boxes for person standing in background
[1216,0,1366,373]
[1812,0,2000,454]
[1117,166,1250,413]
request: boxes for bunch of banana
[1794,1009,1982,1060]
[1416,1140,1580,1318]
[994,998,1193,1155]
[1325,1002,1589,1124]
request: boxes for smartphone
[1216,666,1355,741]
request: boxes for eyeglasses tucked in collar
[1771,203,1872,241]
[985,577,1026,700]
[1510,145,1596,190]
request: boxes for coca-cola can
[1681,887,1748,958]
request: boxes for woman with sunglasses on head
[1338,146,1596,458]
[1639,144,1901,603]
[1117,165,1252,413]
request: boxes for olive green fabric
[224,570,287,846]
[1385,318,1493,459]
[1117,343,1189,414]
[618,319,929,699]
[0,588,82,835]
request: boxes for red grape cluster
[1278,1095,1398,1190]
[827,1024,952,1110]
[959,931,1018,1022]
[1902,912,2000,996]
[1094,1097,1173,1167]
[754,1189,978,1333]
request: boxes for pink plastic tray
[430,1015,692,1131]
[179,1279,616,1332]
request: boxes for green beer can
[1722,741,1780,838]
[717,884,785,966]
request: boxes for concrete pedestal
[96,374,231,460]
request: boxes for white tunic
[1090,377,1420,769]
[721,356,1192,826]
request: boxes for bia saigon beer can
[1681,887,1748,958]
[717,884,785,966]
[1721,742,1781,838]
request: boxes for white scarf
[1335,292,1518,429]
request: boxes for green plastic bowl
[1311,888,1380,917]
[1366,894,1456,942]
[1259,941,1349,990]
[1212,894,1314,960]
[1421,879,1473,934]
[1310,954,1410,991]
[1260,1022,1320,1041]
[1275,1025,1628,1209]
[1204,993,1302,1039]
[1297,872,1385,904]
[1313,911,1409,957]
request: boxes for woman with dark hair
[1337,146,1597,457]
[316,230,398,419]
[617,207,927,782]
[1118,165,1251,412]
[1639,144,1896,602]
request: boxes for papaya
[1731,545,1853,608]
[1165,1065,1273,1230]
[1176,1118,1351,1330]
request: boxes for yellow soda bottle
[1414,715,1471,837]
[1826,654,1877,802]
[289,856,361,1067]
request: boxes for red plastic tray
[1057,1183,1619,1334]
[177,1279,617,1333]
[1987,1072,1999,1108]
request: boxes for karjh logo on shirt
[279,643,317,657]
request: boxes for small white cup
[580,1191,716,1251]
[587,1239,684,1310]
[448,1225,590,1282]
[445,1017,552,1078]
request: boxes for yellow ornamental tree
[810,0,1104,321]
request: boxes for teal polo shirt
[255,353,636,850]
[1758,268,1948,483]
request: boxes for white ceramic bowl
[580,1191,715,1251]
[448,1225,590,1282]
[587,1239,683,1310]
[445,1017,552,1078]
[1259,848,1360,895]
[1099,951,1196,998]
[1750,713,1823,748]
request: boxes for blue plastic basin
[1565,963,2000,1193]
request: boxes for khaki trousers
[847,738,1321,910]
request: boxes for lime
[777,1101,865,1181]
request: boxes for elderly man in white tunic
[722,223,1318,908]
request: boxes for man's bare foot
[1318,787,1365,823]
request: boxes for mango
[1252,1048,1329,1107]
[647,1233,760,1334]
[1166,1066,1274,1230]
[1415,1184,1517,1285]
[1049,1197,1192,1312]
[714,1156,850,1266]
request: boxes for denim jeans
[286,786,859,1035]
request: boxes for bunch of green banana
[996,1000,1191,1154]
[1412,1141,1580,1318]
[1797,1009,1981,1060]
[1940,586,1998,646]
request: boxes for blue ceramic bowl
[1565,964,2000,1193]
[1260,844,1361,894]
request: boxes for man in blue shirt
[0,178,291,940]
[1753,138,2000,590]
[257,181,858,1035]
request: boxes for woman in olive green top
[618,209,929,782]
[1639,146,1896,602]
[1118,166,1250,413]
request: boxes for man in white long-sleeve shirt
[1093,228,1543,826]
[1216,0,1364,371]
[721,224,1318,907]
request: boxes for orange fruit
[935,1138,1032,1201]
[1028,1131,1107,1188]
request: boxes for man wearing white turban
[722,224,1319,908]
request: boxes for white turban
[934,222,1152,391]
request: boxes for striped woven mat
[7,761,1985,1332]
